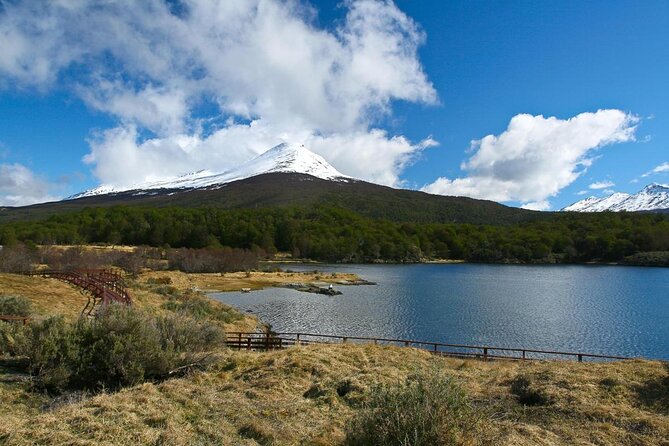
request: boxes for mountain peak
[562,184,669,212]
[67,143,348,200]
[642,183,669,192]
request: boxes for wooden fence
[225,331,632,362]
[26,269,131,316]
[0,315,30,325]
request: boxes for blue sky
[0,0,667,209]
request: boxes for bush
[147,276,172,285]
[163,294,243,324]
[0,295,32,317]
[168,247,258,273]
[0,244,36,273]
[0,322,30,357]
[24,305,225,392]
[345,369,479,446]
[28,316,80,391]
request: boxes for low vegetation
[0,343,667,445]
[1,205,668,264]
[0,295,32,317]
[345,368,480,446]
[1,305,225,392]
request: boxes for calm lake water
[211,264,669,360]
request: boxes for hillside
[0,173,538,226]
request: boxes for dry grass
[139,269,362,292]
[0,273,88,320]
[0,272,259,333]
[0,344,667,445]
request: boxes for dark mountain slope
[0,173,539,225]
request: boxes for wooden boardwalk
[225,331,632,362]
[27,269,131,316]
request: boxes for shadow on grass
[634,363,669,414]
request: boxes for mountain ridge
[563,183,669,212]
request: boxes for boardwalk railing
[0,315,30,325]
[225,332,632,362]
[26,269,131,316]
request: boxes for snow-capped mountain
[68,143,349,199]
[562,183,669,212]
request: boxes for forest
[1,205,668,265]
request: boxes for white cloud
[520,201,550,211]
[0,163,57,206]
[576,190,589,195]
[0,0,437,189]
[602,189,615,195]
[84,122,437,188]
[422,110,639,208]
[589,180,615,189]
[641,161,669,177]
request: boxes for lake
[211,264,669,360]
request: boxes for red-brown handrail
[225,331,638,362]
[26,269,131,316]
[0,315,30,325]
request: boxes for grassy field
[1,270,667,445]
[0,344,667,445]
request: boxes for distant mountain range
[563,184,669,212]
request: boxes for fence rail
[26,269,131,316]
[225,331,632,362]
[0,315,30,325]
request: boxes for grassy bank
[1,344,667,445]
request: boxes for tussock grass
[1,344,667,445]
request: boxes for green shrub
[345,369,479,446]
[0,322,30,357]
[28,316,80,392]
[147,276,172,285]
[24,305,224,392]
[163,294,243,324]
[0,295,32,317]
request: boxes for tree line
[1,205,668,264]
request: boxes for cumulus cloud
[84,122,437,188]
[641,161,669,177]
[422,110,639,209]
[0,0,437,188]
[0,163,57,206]
[520,201,550,211]
[589,180,615,190]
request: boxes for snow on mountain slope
[562,192,631,212]
[562,184,669,212]
[68,143,349,200]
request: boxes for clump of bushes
[0,243,36,273]
[0,321,31,357]
[163,294,243,324]
[0,295,32,317]
[345,369,480,446]
[2,305,225,392]
[168,248,258,273]
[147,276,172,285]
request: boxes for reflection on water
[211,264,669,359]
